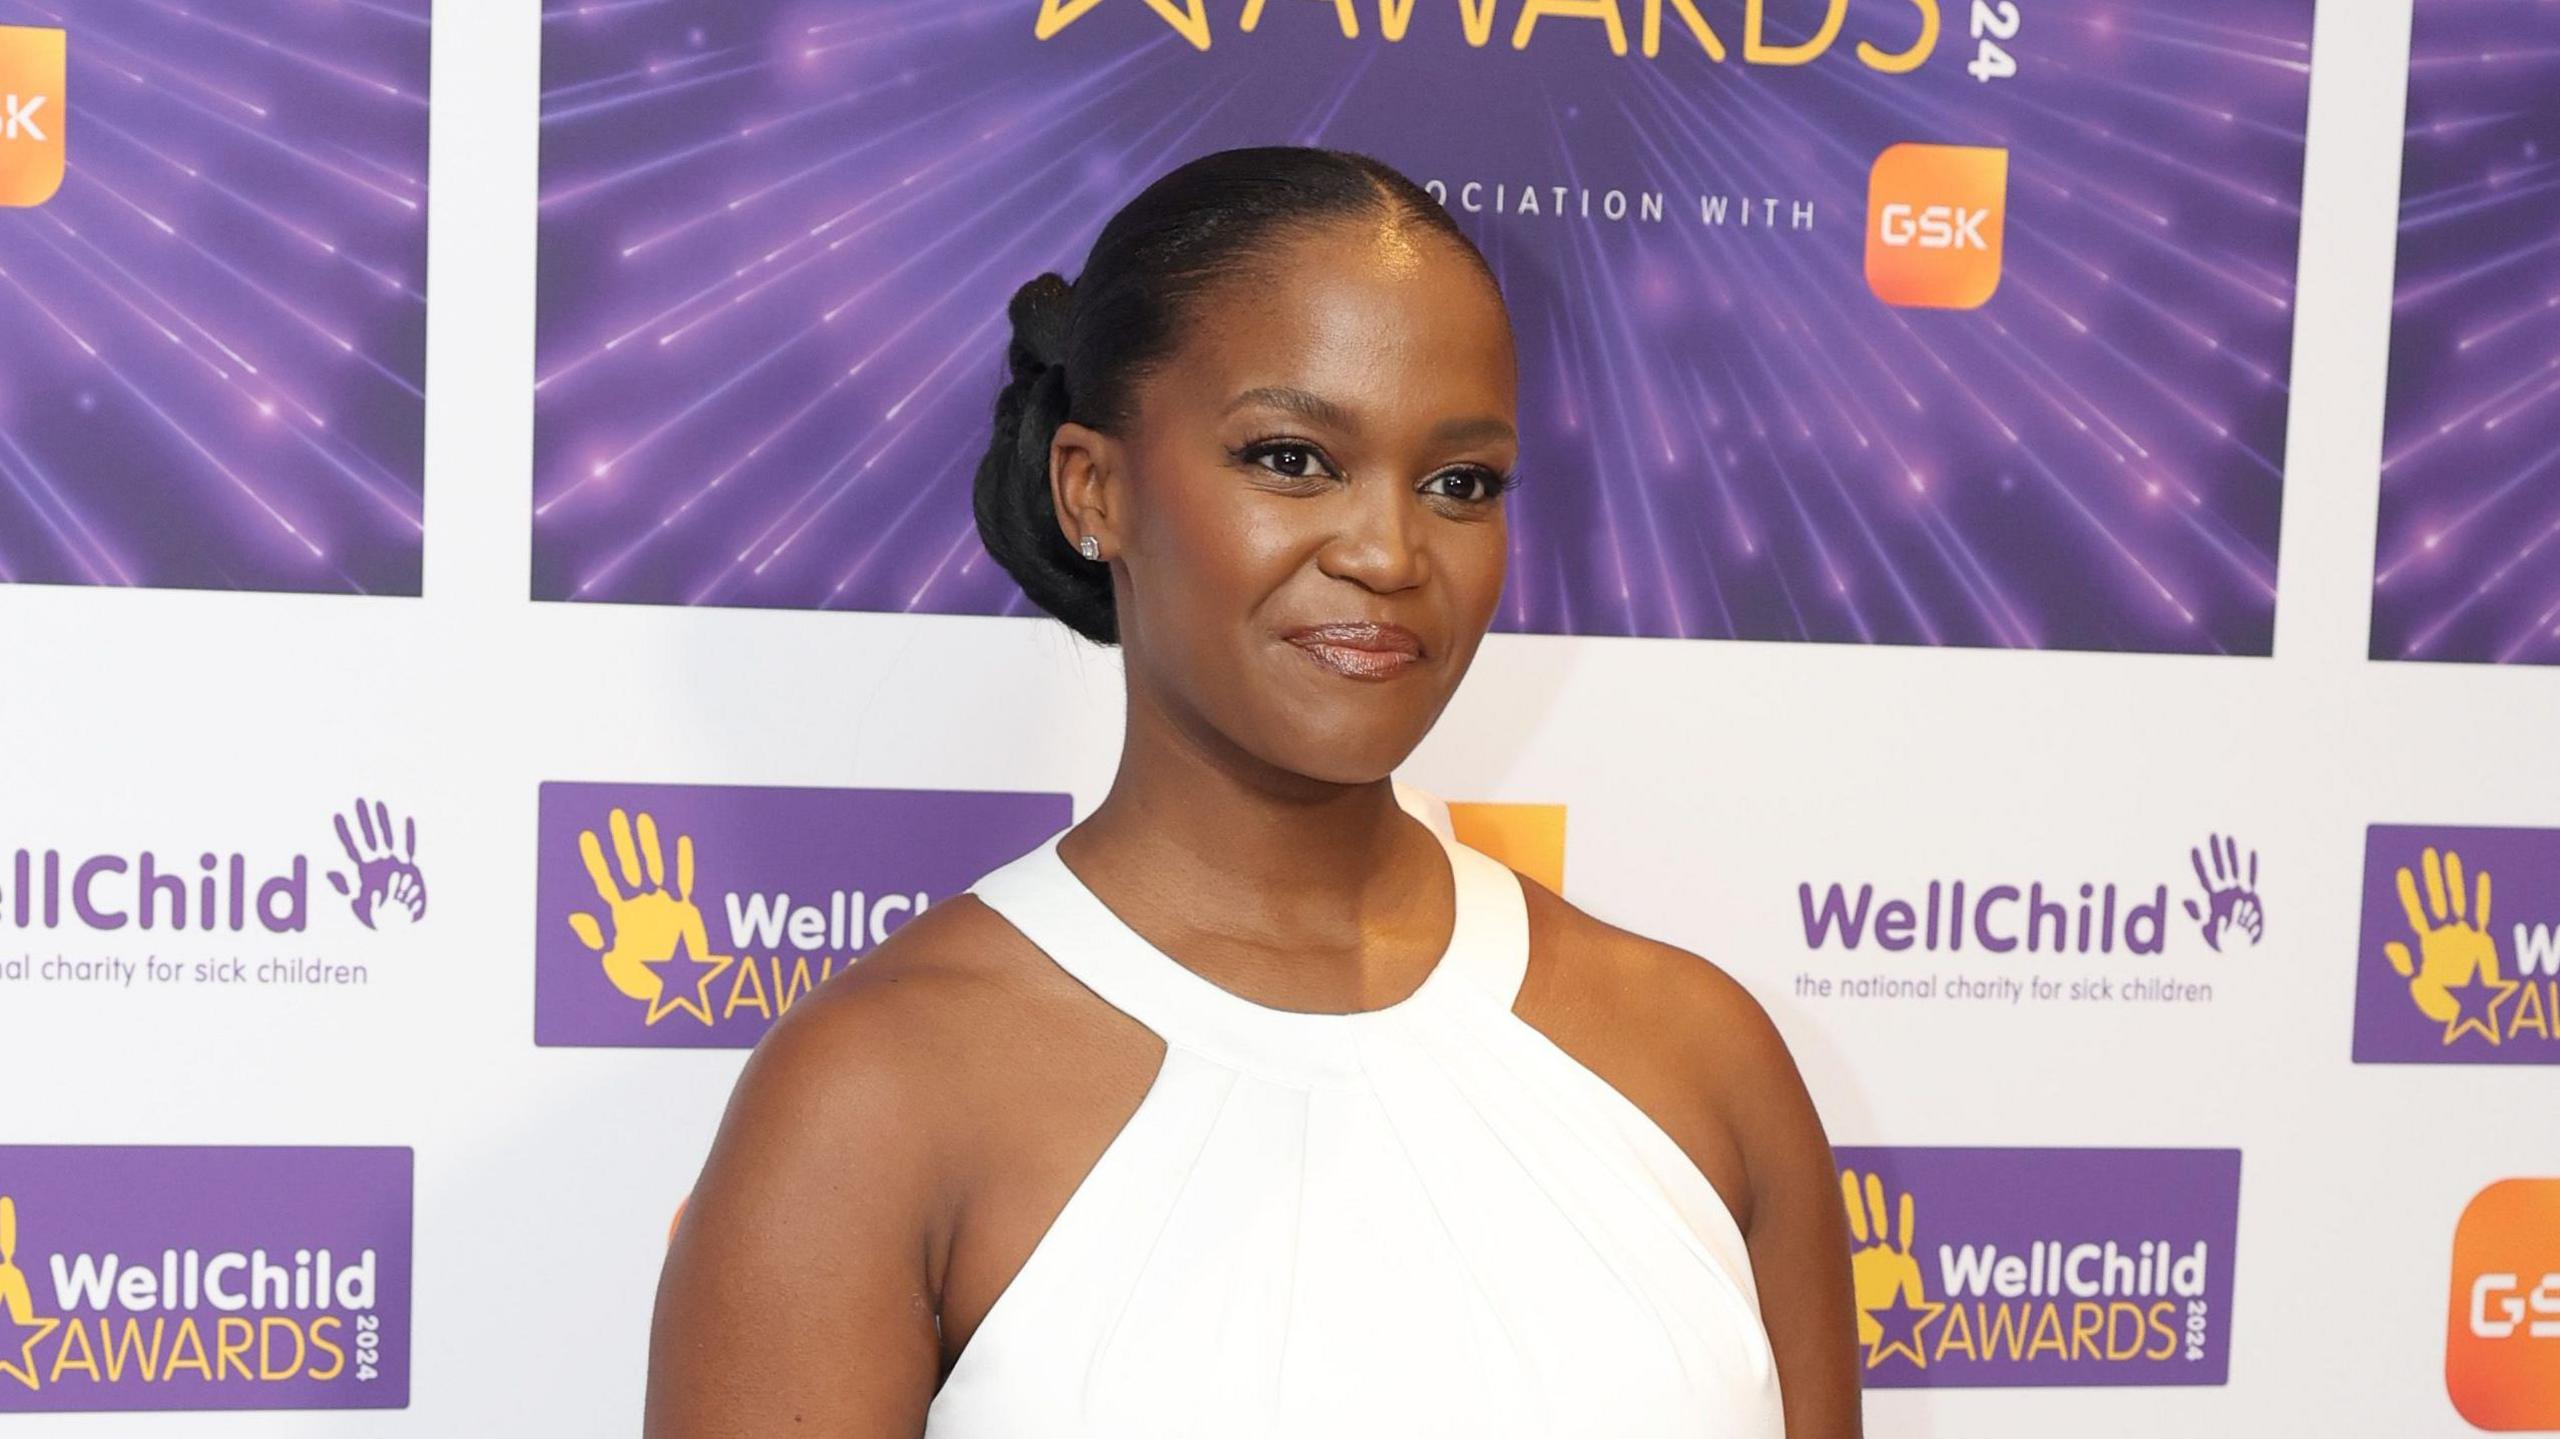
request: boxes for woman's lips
[1282,622,1424,681]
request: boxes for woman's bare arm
[643,973,958,1438]
[1706,971,1863,1438]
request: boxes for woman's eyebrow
[1224,385,1359,432]
[1429,415,1516,446]
[1225,386,1516,446]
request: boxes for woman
[645,145,1860,1437]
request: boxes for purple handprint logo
[2181,833,2263,951]
[327,799,427,930]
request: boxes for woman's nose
[1314,476,1430,593]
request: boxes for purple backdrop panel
[0,1145,412,1413]
[1831,1145,2242,1389]
[2374,0,2560,665]
[533,0,2311,654]
[0,0,430,596]
[533,780,1071,1048]
[2352,824,2560,1065]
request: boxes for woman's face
[1062,213,1519,786]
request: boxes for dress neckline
[970,795,1529,1089]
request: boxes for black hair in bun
[973,271,1110,642]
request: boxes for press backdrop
[1,0,2555,1434]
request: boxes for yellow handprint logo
[2385,846,2518,1046]
[567,808,735,1026]
[0,1196,61,1392]
[1841,1168,1941,1369]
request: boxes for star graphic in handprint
[0,1302,55,1392]
[1863,1283,1942,1371]
[641,926,733,1027]
[2441,968,2519,1047]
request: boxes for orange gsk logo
[1866,143,2006,311]
[0,24,65,209]
[2449,1178,2560,1430]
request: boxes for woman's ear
[1050,420,1120,561]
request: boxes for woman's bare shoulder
[646,891,1136,1432]
[1509,872,1821,1229]
[1512,872,1798,1085]
[722,890,1102,1163]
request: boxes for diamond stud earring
[1077,534,1101,561]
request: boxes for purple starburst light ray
[534,0,2309,653]
[2375,0,2560,666]
[0,0,430,596]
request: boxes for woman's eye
[1425,468,1510,504]
[1244,442,1330,481]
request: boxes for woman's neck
[1058,702,1449,1007]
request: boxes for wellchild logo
[534,782,1071,1048]
[1833,1147,2241,1388]
[3,802,425,938]
[1802,834,2266,957]
[0,1147,410,1414]
[0,800,428,995]
[1793,834,2264,1011]
[2448,1178,2560,1430]
[2354,827,2560,1065]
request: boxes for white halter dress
[928,784,1785,1437]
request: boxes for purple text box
[0,1145,411,1413]
[1830,1145,2240,1388]
[2353,824,2560,1065]
[534,781,1070,1048]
